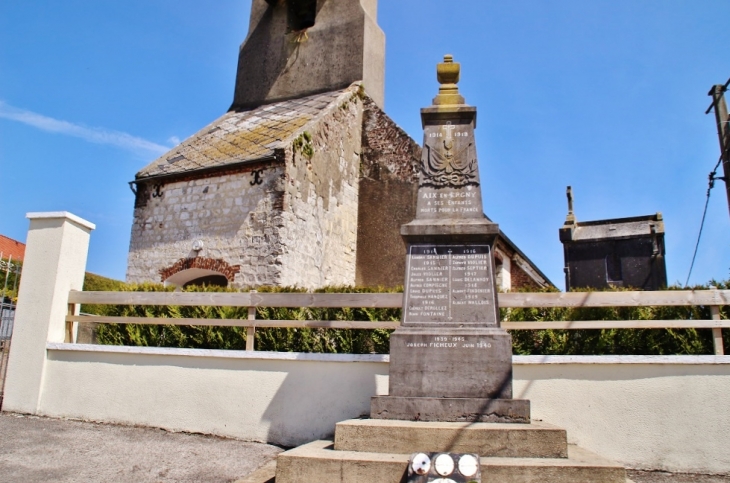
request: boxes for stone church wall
[277,95,364,288]
[355,98,421,287]
[126,160,286,287]
[127,92,365,290]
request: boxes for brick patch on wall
[159,256,241,282]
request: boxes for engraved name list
[403,244,497,325]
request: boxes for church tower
[232,0,385,109]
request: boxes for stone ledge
[334,418,567,458]
[371,396,530,423]
[46,344,730,365]
[46,343,389,363]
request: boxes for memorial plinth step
[334,419,567,458]
[275,440,627,483]
[371,395,530,423]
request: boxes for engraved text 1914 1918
[403,244,497,326]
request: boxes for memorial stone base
[371,327,530,423]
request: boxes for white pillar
[2,212,94,413]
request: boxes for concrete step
[233,460,276,483]
[275,440,627,483]
[334,418,568,458]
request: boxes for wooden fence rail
[66,289,730,355]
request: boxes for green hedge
[88,284,400,354]
[506,282,730,356]
[84,276,729,356]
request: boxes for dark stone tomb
[371,55,530,423]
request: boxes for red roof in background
[0,234,25,261]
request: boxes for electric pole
[707,79,730,218]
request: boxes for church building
[126,0,551,291]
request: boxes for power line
[685,155,724,287]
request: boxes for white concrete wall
[34,345,730,475]
[513,356,730,475]
[41,345,389,447]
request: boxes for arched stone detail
[159,257,241,283]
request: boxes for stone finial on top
[433,55,465,106]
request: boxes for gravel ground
[1,412,727,483]
[0,412,281,483]
[629,471,730,483]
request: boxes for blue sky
[1,0,729,289]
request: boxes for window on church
[605,251,623,286]
[288,0,317,32]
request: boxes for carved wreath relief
[421,121,478,189]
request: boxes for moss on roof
[136,87,355,180]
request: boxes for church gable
[135,88,352,182]
[127,85,368,289]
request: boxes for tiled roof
[136,87,354,180]
[0,234,25,261]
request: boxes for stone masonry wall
[355,97,422,287]
[127,89,365,290]
[510,262,542,290]
[276,93,364,288]
[126,160,287,287]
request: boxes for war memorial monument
[274,56,629,482]
[369,55,529,424]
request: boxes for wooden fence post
[710,285,725,356]
[711,305,724,356]
[66,303,76,343]
[246,290,256,351]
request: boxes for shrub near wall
[93,284,400,354]
[89,280,729,355]
[507,283,730,356]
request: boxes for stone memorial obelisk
[371,55,530,423]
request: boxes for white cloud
[167,136,181,145]
[0,101,169,156]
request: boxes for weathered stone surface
[387,328,514,399]
[402,245,498,327]
[334,419,568,458]
[371,396,530,424]
[127,87,365,289]
[355,97,421,287]
[232,0,385,109]
[414,107,483,222]
[127,84,429,290]
[372,56,521,423]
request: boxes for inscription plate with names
[403,244,497,326]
